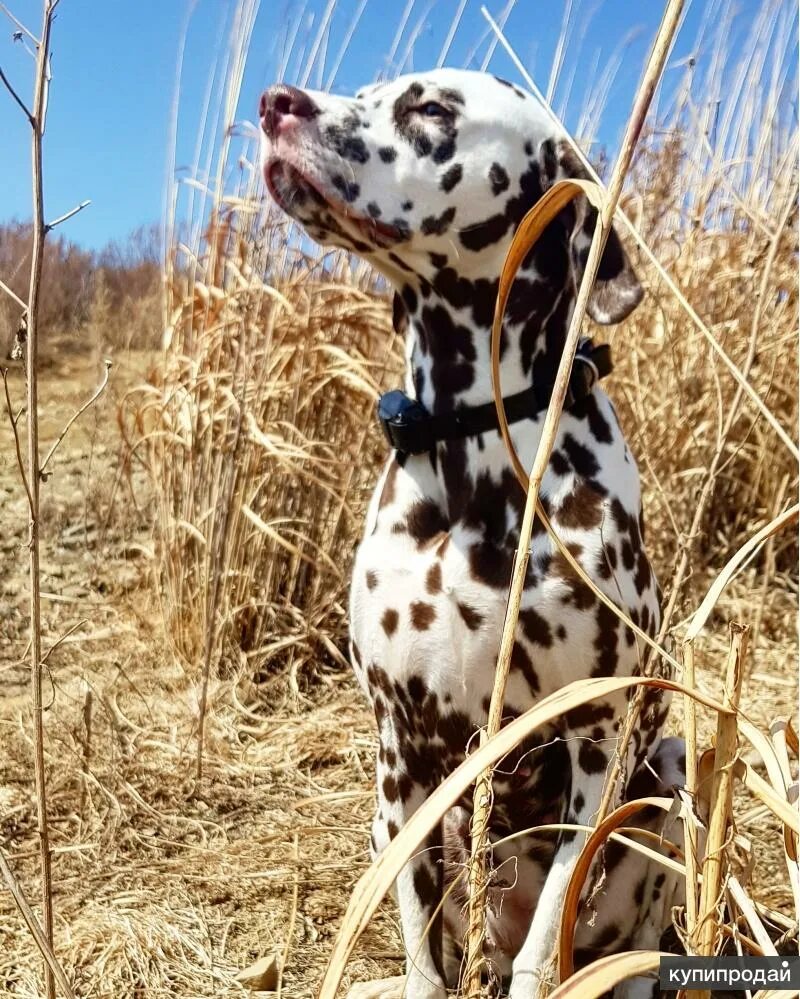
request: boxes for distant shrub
[0,220,163,356]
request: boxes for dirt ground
[0,351,796,997]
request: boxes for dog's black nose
[259,84,319,138]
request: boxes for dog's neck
[394,256,575,418]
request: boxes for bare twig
[45,198,91,232]
[40,619,90,667]
[79,678,92,817]
[277,832,300,998]
[0,63,33,120]
[0,274,27,309]
[2,367,33,515]
[40,358,111,477]
[0,1,39,44]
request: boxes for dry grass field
[1,1,798,997]
[0,350,406,996]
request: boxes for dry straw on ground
[0,0,797,996]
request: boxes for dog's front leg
[371,744,448,999]
[509,707,639,998]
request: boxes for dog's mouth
[265,158,325,215]
[264,157,405,248]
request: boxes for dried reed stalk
[557,795,683,980]
[464,178,613,993]
[681,639,700,937]
[463,3,686,991]
[693,624,748,970]
[0,846,76,999]
[27,13,55,993]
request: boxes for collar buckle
[377,389,435,455]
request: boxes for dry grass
[0,0,797,996]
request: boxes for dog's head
[259,68,641,325]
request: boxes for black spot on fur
[324,121,370,163]
[421,206,456,236]
[459,212,509,252]
[592,601,619,677]
[510,640,540,694]
[489,162,510,195]
[460,158,544,252]
[562,433,601,479]
[432,138,456,163]
[440,163,463,192]
[457,602,483,630]
[388,219,412,241]
[579,741,608,774]
[519,607,552,647]
[439,87,465,105]
[331,174,360,202]
[494,77,525,98]
[419,304,475,409]
[391,293,407,335]
[405,499,449,543]
[413,133,433,157]
[402,283,418,313]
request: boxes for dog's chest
[349,393,658,725]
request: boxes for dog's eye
[417,101,449,118]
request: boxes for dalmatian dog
[259,69,685,998]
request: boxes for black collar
[377,338,612,456]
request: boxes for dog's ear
[555,142,643,325]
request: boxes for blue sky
[0,0,783,250]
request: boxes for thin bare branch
[45,198,91,232]
[0,63,33,121]
[0,275,27,309]
[0,1,39,44]
[40,619,90,667]
[40,358,112,477]
[2,367,33,516]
